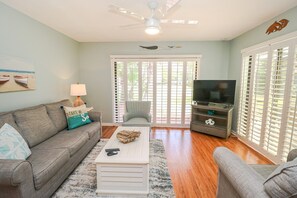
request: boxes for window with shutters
[111,55,200,127]
[238,33,297,162]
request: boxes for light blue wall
[3,0,295,127]
[229,6,297,131]
[0,2,79,112]
[79,41,230,122]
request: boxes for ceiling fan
[109,0,198,35]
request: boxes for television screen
[193,80,236,104]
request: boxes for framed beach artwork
[0,55,36,93]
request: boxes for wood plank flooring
[102,126,272,198]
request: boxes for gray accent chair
[0,99,102,198]
[213,147,297,198]
[122,101,151,127]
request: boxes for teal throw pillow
[0,123,31,160]
[64,105,92,130]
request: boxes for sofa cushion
[33,130,89,156]
[28,148,69,190]
[263,158,297,198]
[68,122,100,139]
[14,106,58,147]
[122,118,151,126]
[0,113,20,130]
[0,113,29,143]
[0,123,31,160]
[45,99,72,132]
[63,105,92,129]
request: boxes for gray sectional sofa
[0,99,102,198]
[213,147,297,198]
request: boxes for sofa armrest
[287,149,297,162]
[88,111,102,123]
[213,147,269,198]
[88,111,102,138]
[0,159,32,186]
[123,113,132,122]
[147,113,152,122]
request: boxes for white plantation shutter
[113,61,125,122]
[127,62,139,100]
[238,34,297,163]
[111,56,200,127]
[282,44,297,160]
[185,61,198,124]
[249,51,269,145]
[264,46,289,156]
[170,61,183,124]
[141,61,154,119]
[238,55,252,137]
[155,61,169,124]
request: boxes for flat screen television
[193,80,236,105]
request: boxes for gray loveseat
[213,147,297,198]
[0,99,102,198]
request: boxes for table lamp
[70,83,87,107]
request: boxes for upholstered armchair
[213,147,297,198]
[122,101,151,127]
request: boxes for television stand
[190,104,233,139]
[195,101,209,105]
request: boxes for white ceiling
[1,0,297,42]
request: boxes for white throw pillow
[0,123,31,160]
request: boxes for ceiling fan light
[145,26,160,35]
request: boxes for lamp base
[73,96,85,107]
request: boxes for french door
[238,35,297,162]
[111,55,200,127]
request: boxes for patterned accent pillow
[0,123,31,160]
[63,105,92,130]
[264,158,297,197]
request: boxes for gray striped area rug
[52,139,175,198]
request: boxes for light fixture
[145,18,160,35]
[70,83,87,107]
[145,27,160,35]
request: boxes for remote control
[107,151,118,156]
[105,148,120,153]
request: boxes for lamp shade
[70,84,87,96]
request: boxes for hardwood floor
[101,126,272,198]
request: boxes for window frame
[238,31,297,163]
[110,55,201,127]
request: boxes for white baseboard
[102,123,119,126]
[102,123,190,128]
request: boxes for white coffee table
[95,126,150,197]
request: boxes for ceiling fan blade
[109,5,145,21]
[120,23,144,29]
[158,0,181,17]
[160,19,198,25]
[165,0,181,12]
